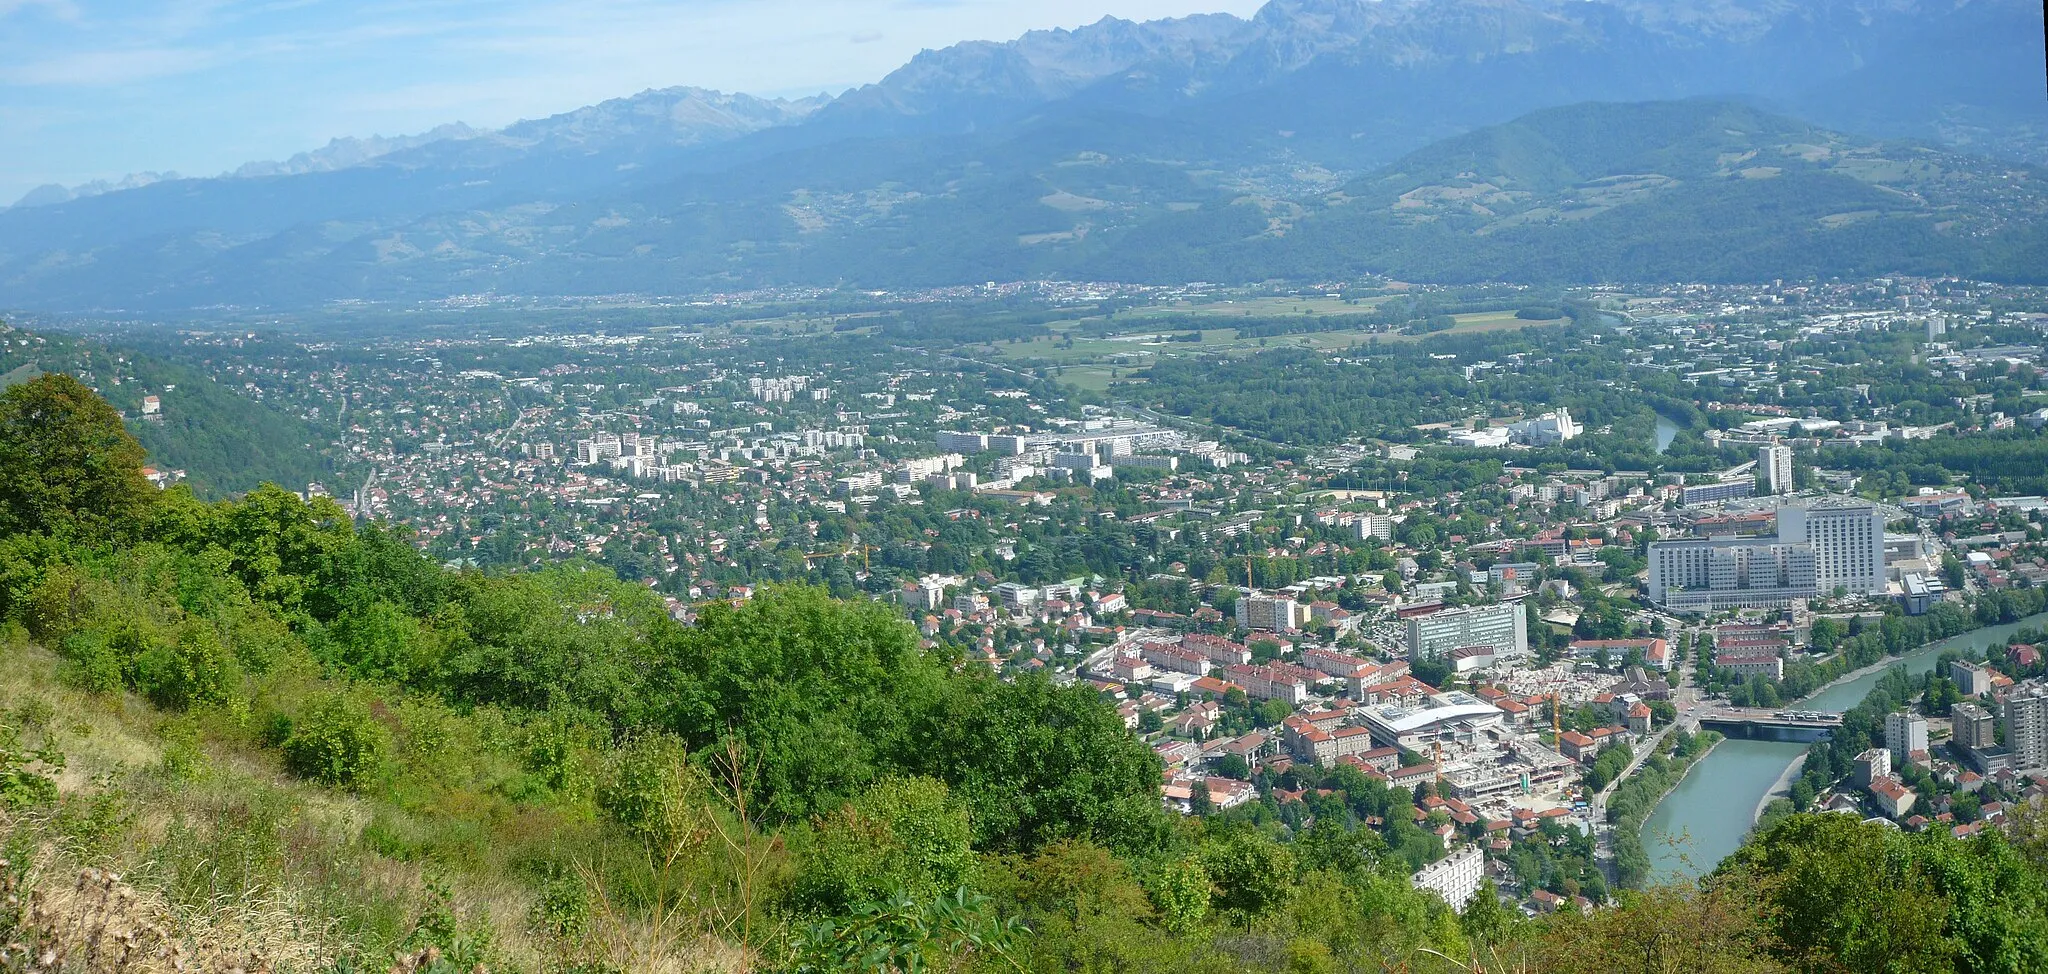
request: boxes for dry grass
[0,859,327,973]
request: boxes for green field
[984,310,1566,392]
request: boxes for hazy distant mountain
[11,171,182,209]
[0,0,2041,312]
[232,124,486,178]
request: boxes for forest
[0,371,2045,972]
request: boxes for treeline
[1606,731,1720,889]
[1077,288,1568,341]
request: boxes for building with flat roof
[1885,712,1929,757]
[1954,701,1998,751]
[1411,845,1486,909]
[1682,479,1756,506]
[2006,683,2048,771]
[1357,691,1506,750]
[1648,537,1817,613]
[1405,603,1527,663]
[1779,501,1886,596]
[1761,444,1794,496]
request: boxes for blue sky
[0,0,1265,204]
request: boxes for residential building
[1237,595,1305,632]
[1486,562,1542,594]
[2005,683,2048,771]
[1714,654,1784,680]
[1357,514,1396,542]
[1225,663,1311,705]
[1885,712,1929,757]
[1681,479,1756,506]
[936,431,988,452]
[1954,701,1998,751]
[1760,444,1794,496]
[1869,775,1916,820]
[1853,747,1890,787]
[1952,660,1994,697]
[1411,845,1485,909]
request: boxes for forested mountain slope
[0,322,333,495]
[1,0,2042,312]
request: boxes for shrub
[283,694,389,788]
[131,621,242,711]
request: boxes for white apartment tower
[1760,444,1794,496]
[1778,501,1886,596]
[2005,683,2048,772]
[1885,712,1929,757]
[1406,603,1528,663]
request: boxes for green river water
[1642,611,2048,881]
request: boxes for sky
[0,0,1269,205]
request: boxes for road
[1589,625,1703,882]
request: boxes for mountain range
[2,0,2044,312]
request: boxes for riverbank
[1753,753,1807,824]
[1643,609,2048,881]
[1660,734,1722,799]
[1799,650,1919,706]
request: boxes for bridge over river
[1694,707,1843,742]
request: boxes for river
[1642,610,2048,882]
[1653,414,1680,454]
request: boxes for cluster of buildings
[1646,498,1888,614]
[1446,408,1581,449]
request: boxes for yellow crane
[803,533,880,573]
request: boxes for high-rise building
[1238,595,1305,632]
[1951,660,1994,697]
[1885,712,1929,756]
[1646,537,1817,613]
[1406,603,1528,663]
[1760,444,1795,496]
[2004,683,2048,771]
[1357,514,1396,542]
[1778,501,1886,596]
[1954,701,1998,751]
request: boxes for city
[28,274,2048,909]
[4,0,2048,969]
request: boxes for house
[1558,730,1598,763]
[1869,775,1917,820]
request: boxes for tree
[0,373,154,542]
[1459,879,1519,949]
[912,671,1166,853]
[1201,828,1294,922]
[1145,859,1210,934]
[1212,753,1251,781]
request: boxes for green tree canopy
[0,372,154,542]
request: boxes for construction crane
[803,533,880,573]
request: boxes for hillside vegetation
[0,371,2044,972]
